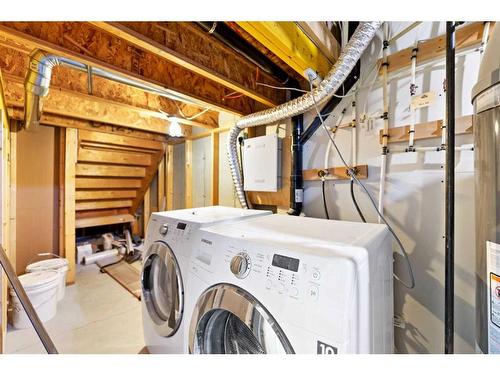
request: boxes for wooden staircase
[74,129,165,229]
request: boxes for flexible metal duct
[227,21,382,208]
[24,50,61,131]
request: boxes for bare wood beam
[76,200,133,211]
[0,22,266,115]
[90,22,284,108]
[79,129,163,150]
[185,140,193,208]
[76,214,134,229]
[76,178,141,189]
[303,164,368,181]
[166,145,174,211]
[76,164,146,178]
[78,148,152,167]
[211,131,219,205]
[143,188,150,235]
[0,44,219,128]
[158,156,165,211]
[3,76,215,134]
[64,128,77,284]
[76,190,137,200]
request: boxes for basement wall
[15,125,59,274]
[181,21,480,353]
[301,22,478,353]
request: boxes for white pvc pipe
[378,23,390,223]
[408,43,418,150]
[83,250,119,265]
[351,95,358,167]
[479,22,491,61]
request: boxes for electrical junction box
[243,133,282,192]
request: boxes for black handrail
[0,245,58,354]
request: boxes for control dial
[159,224,169,236]
[230,252,251,279]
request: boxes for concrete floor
[6,264,144,354]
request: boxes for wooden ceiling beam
[0,44,219,128]
[0,22,265,115]
[3,75,216,134]
[89,22,286,108]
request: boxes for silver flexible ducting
[24,50,61,131]
[227,21,382,208]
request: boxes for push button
[312,270,321,281]
[309,286,319,301]
[289,287,299,297]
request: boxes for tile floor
[6,263,144,354]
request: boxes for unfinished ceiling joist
[89,22,285,108]
[236,22,336,79]
[3,75,216,134]
[0,22,265,116]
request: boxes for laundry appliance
[187,214,394,354]
[141,206,271,353]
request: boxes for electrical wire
[321,179,331,220]
[256,82,308,93]
[308,78,415,289]
[174,101,212,120]
[350,179,366,223]
[238,137,250,209]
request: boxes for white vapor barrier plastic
[227,21,382,208]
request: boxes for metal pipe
[23,49,210,131]
[196,22,291,84]
[0,246,58,354]
[288,114,304,215]
[445,21,456,355]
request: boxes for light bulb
[168,118,183,137]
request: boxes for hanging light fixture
[168,118,183,137]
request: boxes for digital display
[177,222,187,230]
[272,254,299,272]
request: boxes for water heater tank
[472,24,500,354]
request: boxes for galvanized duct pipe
[23,49,210,131]
[24,50,61,131]
[227,21,382,208]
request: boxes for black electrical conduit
[288,21,360,216]
[445,21,457,355]
[0,246,58,354]
[196,22,292,84]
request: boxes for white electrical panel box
[243,134,282,192]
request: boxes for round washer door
[141,241,183,337]
[189,284,294,354]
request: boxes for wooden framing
[143,188,151,235]
[166,145,174,211]
[2,75,214,134]
[64,128,77,284]
[90,22,285,108]
[236,22,333,79]
[381,22,494,75]
[0,68,11,353]
[379,115,473,144]
[158,156,166,211]
[0,45,219,129]
[0,22,266,115]
[185,140,193,208]
[303,165,369,181]
[211,131,219,205]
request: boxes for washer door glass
[190,284,294,354]
[142,242,183,337]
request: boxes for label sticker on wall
[411,91,436,109]
[487,241,500,354]
[295,189,304,203]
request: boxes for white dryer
[141,206,271,354]
[187,214,394,354]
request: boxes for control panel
[156,220,193,245]
[223,245,323,303]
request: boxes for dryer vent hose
[227,21,382,208]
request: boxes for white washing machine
[186,214,394,354]
[141,206,271,353]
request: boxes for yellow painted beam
[237,21,333,80]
